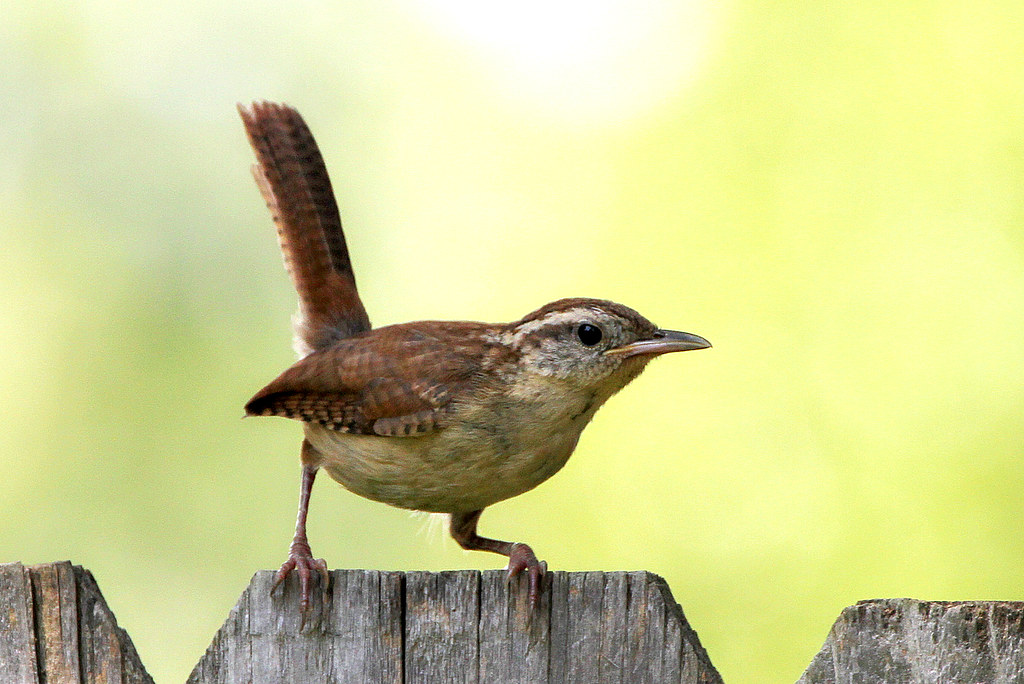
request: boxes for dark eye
[576,323,603,346]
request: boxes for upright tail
[238,102,371,355]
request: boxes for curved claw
[272,539,330,617]
[506,542,546,608]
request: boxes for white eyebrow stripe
[511,308,601,342]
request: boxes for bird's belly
[304,420,583,513]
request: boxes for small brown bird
[238,102,710,611]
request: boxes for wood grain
[11,562,1023,682]
[187,569,722,684]
[799,598,1024,683]
[0,561,153,684]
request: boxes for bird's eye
[576,323,603,346]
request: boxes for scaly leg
[450,509,546,607]
[273,460,329,614]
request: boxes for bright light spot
[416,0,721,127]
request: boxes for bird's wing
[238,102,371,355]
[244,322,502,437]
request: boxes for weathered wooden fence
[3,561,1024,683]
[188,568,720,683]
[798,598,1024,683]
[0,562,152,683]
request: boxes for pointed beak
[605,329,712,359]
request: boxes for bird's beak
[605,329,712,359]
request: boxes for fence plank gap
[187,569,723,684]
[10,562,1024,682]
[0,561,154,684]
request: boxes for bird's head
[506,298,710,391]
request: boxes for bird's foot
[272,538,330,616]
[506,542,546,609]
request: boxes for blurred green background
[3,1,1024,681]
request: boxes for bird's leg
[450,509,546,607]
[273,452,330,615]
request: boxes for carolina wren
[238,102,710,611]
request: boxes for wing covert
[244,322,494,437]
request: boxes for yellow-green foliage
[3,2,1023,681]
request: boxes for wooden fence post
[0,561,153,684]
[187,569,723,684]
[799,598,1024,683]
[9,561,1022,682]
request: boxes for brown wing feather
[244,321,502,437]
[238,102,371,354]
